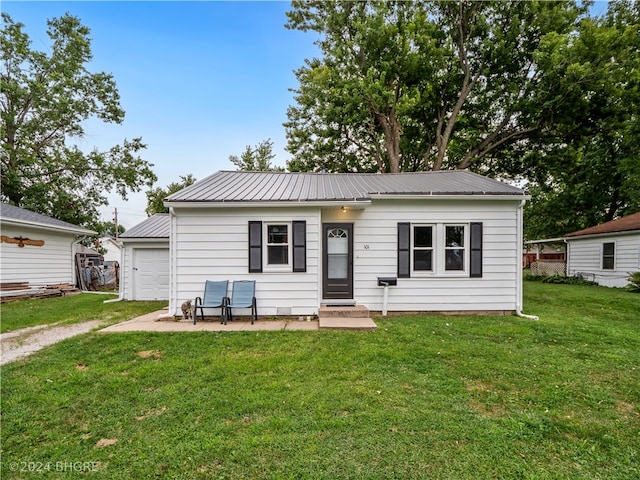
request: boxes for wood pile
[0,282,81,303]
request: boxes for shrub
[627,272,640,293]
[524,274,597,286]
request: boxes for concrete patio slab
[99,311,320,333]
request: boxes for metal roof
[165,170,525,204]
[0,202,95,234]
[120,213,169,239]
[565,211,640,238]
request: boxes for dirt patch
[136,350,161,359]
[1,320,103,365]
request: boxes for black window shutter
[292,221,307,272]
[248,221,262,273]
[470,222,483,278]
[398,222,410,278]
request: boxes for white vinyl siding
[0,225,76,286]
[567,232,640,288]
[171,207,320,316]
[169,198,523,316]
[328,199,520,312]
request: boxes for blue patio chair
[226,280,257,325]
[194,280,229,324]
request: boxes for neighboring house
[163,170,529,318]
[99,236,122,263]
[118,214,170,300]
[565,212,640,288]
[0,203,95,289]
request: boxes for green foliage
[627,271,640,292]
[2,283,639,478]
[285,0,587,173]
[523,0,640,239]
[145,174,196,216]
[286,1,639,240]
[228,138,284,172]
[0,13,157,227]
[524,274,598,286]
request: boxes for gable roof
[165,170,525,204]
[565,211,640,238]
[120,213,169,239]
[0,202,95,235]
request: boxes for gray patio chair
[226,280,257,325]
[194,280,229,324]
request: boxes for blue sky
[4,1,320,229]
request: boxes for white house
[99,236,122,263]
[0,203,95,290]
[118,214,170,300]
[163,170,530,318]
[565,212,640,288]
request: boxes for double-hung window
[399,222,480,277]
[413,225,434,272]
[266,224,289,266]
[602,242,615,270]
[445,225,465,272]
[248,221,307,273]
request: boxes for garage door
[133,248,169,300]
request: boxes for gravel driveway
[0,320,103,365]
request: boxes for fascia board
[564,230,640,241]
[163,200,373,209]
[1,218,96,235]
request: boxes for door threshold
[321,300,356,307]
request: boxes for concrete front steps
[318,304,377,330]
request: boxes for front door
[323,223,353,300]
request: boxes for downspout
[158,207,177,319]
[516,200,539,320]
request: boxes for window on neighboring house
[266,224,289,266]
[413,225,433,271]
[445,225,465,271]
[602,242,615,270]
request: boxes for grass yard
[1,282,638,479]
[0,293,167,333]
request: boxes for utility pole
[113,208,119,239]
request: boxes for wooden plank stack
[0,282,80,303]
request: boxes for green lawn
[0,293,167,333]
[1,283,638,479]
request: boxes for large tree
[284,0,587,173]
[145,174,197,216]
[522,0,640,238]
[0,13,156,226]
[229,139,284,172]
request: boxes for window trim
[443,224,468,274]
[602,241,615,270]
[264,222,292,272]
[412,224,435,273]
[407,223,471,277]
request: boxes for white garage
[119,214,170,300]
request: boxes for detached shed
[119,214,170,300]
[565,212,640,288]
[0,203,95,291]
